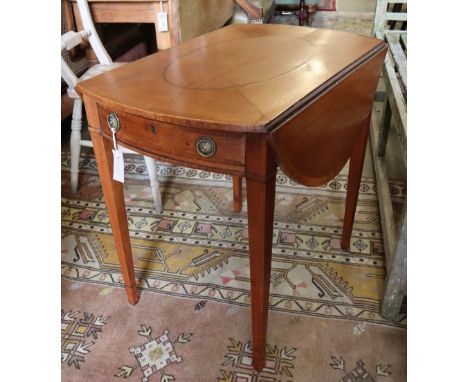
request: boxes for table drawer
[97,105,245,167]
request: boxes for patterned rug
[61,151,406,381]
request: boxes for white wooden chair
[61,0,162,213]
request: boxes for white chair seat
[67,62,126,98]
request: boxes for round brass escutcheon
[196,137,217,158]
[107,112,120,133]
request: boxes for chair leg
[70,98,83,194]
[143,156,163,214]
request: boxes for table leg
[155,24,172,51]
[89,128,139,305]
[153,0,177,51]
[306,5,316,27]
[233,176,243,212]
[246,135,277,371]
[341,118,371,250]
[298,0,306,26]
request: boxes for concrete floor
[338,0,376,13]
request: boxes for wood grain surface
[97,104,246,170]
[269,48,386,187]
[77,24,385,132]
[84,96,140,304]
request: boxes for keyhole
[150,125,157,134]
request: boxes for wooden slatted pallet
[371,0,407,321]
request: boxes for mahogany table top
[77,23,385,133]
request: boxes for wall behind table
[179,0,234,42]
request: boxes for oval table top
[77,23,385,133]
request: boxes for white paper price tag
[157,11,168,32]
[111,129,124,183]
[112,148,125,183]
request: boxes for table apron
[96,104,249,176]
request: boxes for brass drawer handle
[107,112,120,133]
[196,137,217,158]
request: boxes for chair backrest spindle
[61,0,115,93]
[76,0,113,65]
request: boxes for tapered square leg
[341,117,371,250]
[233,176,243,212]
[246,135,277,371]
[89,127,139,305]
